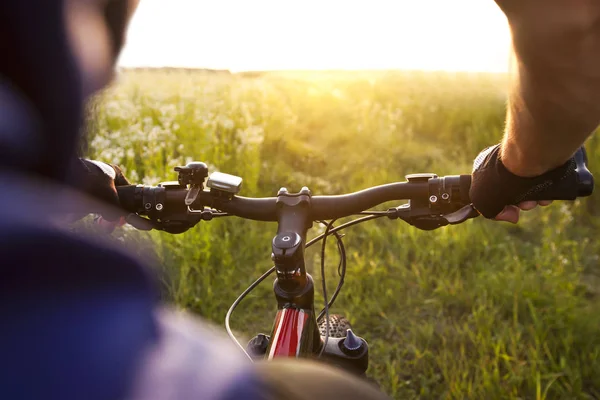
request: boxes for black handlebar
[116,148,593,231]
[117,175,472,223]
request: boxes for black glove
[72,158,131,222]
[470,144,580,219]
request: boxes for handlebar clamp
[388,174,477,230]
[142,185,166,220]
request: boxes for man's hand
[71,159,203,234]
[494,200,553,224]
[475,0,600,222]
[73,158,131,232]
[470,145,582,223]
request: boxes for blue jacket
[0,2,263,399]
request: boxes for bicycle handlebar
[116,147,593,231]
[117,174,472,222]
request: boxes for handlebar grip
[459,174,472,204]
[517,147,594,202]
[116,185,140,213]
[573,146,594,197]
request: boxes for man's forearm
[500,62,600,177]
[498,2,600,177]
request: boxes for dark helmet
[0,0,132,183]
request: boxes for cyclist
[0,1,598,400]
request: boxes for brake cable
[225,266,276,360]
[315,220,347,321]
[318,218,337,357]
[316,230,346,321]
[307,214,387,246]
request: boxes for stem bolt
[156,203,164,211]
[144,203,152,210]
[429,195,438,203]
[441,193,450,201]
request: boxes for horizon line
[117,66,510,75]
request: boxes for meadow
[87,69,600,399]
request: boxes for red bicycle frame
[264,272,322,358]
[266,306,318,358]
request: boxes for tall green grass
[88,69,600,399]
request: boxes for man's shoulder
[0,173,266,400]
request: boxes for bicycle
[116,147,593,378]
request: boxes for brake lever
[125,213,156,231]
[389,203,479,231]
[443,204,480,225]
[185,185,201,206]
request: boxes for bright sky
[118,0,512,72]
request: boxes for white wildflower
[142,175,161,186]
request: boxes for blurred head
[66,0,140,97]
[0,0,139,182]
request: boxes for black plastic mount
[319,333,369,376]
[388,174,477,230]
[118,181,204,233]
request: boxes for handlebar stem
[271,186,313,292]
[269,185,324,355]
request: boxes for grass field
[87,69,600,399]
